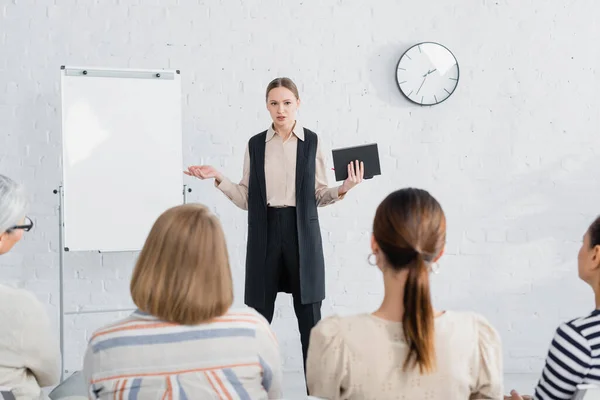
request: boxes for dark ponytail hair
[590,216,600,248]
[373,188,446,374]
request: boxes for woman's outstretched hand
[184,165,224,183]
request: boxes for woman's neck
[373,270,407,322]
[374,296,405,322]
[373,268,443,322]
[594,285,600,310]
[273,120,296,140]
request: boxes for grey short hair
[0,175,28,234]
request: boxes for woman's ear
[0,232,7,254]
[370,234,378,253]
[434,246,445,263]
[592,245,600,269]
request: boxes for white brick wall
[2,0,600,396]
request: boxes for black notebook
[332,143,381,182]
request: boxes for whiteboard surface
[60,67,183,252]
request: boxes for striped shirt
[534,309,600,399]
[82,307,282,399]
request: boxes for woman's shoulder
[224,306,273,327]
[565,309,600,330]
[312,313,374,337]
[0,284,45,312]
[553,310,600,345]
[440,310,501,343]
[225,307,279,344]
[0,285,50,336]
[87,314,141,345]
[440,309,493,325]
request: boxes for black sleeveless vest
[244,128,325,307]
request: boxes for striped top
[82,307,282,399]
[534,309,600,399]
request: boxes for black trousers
[254,206,322,374]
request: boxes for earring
[368,253,377,266]
[429,262,440,274]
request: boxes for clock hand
[428,68,437,75]
[416,76,427,95]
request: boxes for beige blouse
[306,311,503,400]
[0,284,60,400]
[217,121,344,209]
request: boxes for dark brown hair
[265,77,299,101]
[130,204,233,325]
[373,188,446,374]
[589,216,600,248]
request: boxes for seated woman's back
[84,307,279,399]
[307,188,503,400]
[308,311,501,400]
[82,204,282,399]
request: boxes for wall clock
[395,42,459,106]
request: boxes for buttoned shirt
[217,122,343,209]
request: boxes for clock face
[396,42,459,106]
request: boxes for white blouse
[307,311,503,400]
[0,284,60,399]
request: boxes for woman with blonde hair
[306,188,503,399]
[82,204,282,399]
